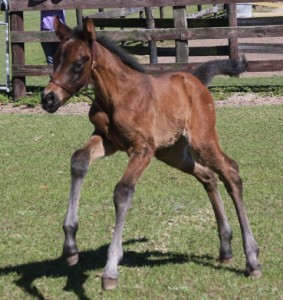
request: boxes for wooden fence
[9,0,283,100]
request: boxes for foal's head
[41,17,96,113]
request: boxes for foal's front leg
[102,148,153,290]
[63,135,115,265]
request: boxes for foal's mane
[72,26,145,73]
[97,36,146,73]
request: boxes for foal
[42,17,261,290]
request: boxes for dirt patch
[215,93,283,107]
[0,102,91,115]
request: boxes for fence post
[10,11,26,100]
[173,6,188,63]
[228,3,239,59]
[145,7,158,64]
[160,7,164,19]
[76,9,83,27]
[99,8,104,30]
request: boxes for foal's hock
[42,17,261,290]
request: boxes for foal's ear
[83,17,96,42]
[54,16,72,41]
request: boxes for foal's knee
[114,182,135,211]
[71,149,90,178]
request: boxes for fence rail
[8,0,278,11]
[11,24,283,43]
[8,0,283,100]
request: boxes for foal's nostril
[41,91,58,113]
[42,91,53,104]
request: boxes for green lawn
[0,7,283,299]
[0,105,282,299]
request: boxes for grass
[0,105,282,299]
[0,8,283,298]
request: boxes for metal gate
[0,0,10,92]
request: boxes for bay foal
[41,17,261,290]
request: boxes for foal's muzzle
[41,91,61,113]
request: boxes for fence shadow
[0,238,244,299]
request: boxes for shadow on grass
[0,238,244,299]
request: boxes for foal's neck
[93,42,143,101]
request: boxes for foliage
[0,106,282,299]
[210,76,283,99]
[0,91,10,105]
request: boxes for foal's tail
[192,56,247,87]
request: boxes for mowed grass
[0,9,281,299]
[0,105,282,299]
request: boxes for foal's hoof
[65,253,79,266]
[246,263,261,279]
[102,277,118,291]
[248,268,262,279]
[220,256,233,265]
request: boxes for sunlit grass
[0,105,282,299]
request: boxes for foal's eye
[73,61,84,73]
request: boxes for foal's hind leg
[156,143,233,262]
[62,134,116,265]
[195,144,261,277]
[191,163,234,262]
